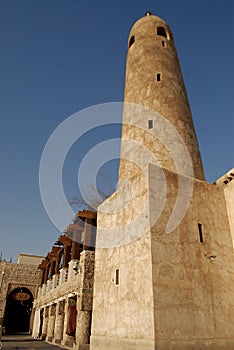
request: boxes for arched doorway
[4,287,33,333]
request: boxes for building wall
[0,261,41,326]
[90,13,234,350]
[33,250,95,348]
[91,232,155,343]
[215,169,234,249]
[17,254,44,265]
[225,179,234,247]
[91,168,234,350]
[150,168,234,349]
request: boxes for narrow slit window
[198,223,204,243]
[129,36,135,48]
[162,41,166,47]
[115,269,119,285]
[157,26,167,38]
[148,120,153,129]
[156,73,161,82]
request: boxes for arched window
[157,26,167,39]
[129,35,135,48]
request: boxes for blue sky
[0,0,233,261]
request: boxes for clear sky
[0,0,233,262]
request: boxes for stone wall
[216,169,234,249]
[33,250,95,349]
[91,167,234,350]
[150,168,234,349]
[0,261,41,326]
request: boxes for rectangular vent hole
[115,269,119,285]
[148,120,153,129]
[156,73,161,82]
[198,223,204,243]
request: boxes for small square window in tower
[115,269,119,285]
[157,26,167,38]
[156,73,161,82]
[129,36,135,48]
[148,120,153,129]
[198,223,204,243]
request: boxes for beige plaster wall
[91,168,234,350]
[149,168,234,347]
[224,178,234,248]
[121,14,204,180]
[91,231,155,341]
[91,11,234,349]
[0,261,41,324]
[17,254,44,265]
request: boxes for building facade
[32,210,96,349]
[0,254,43,333]
[32,12,234,350]
[90,13,234,350]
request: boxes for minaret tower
[120,11,205,180]
[91,13,234,350]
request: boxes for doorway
[4,287,33,333]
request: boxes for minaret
[120,12,205,180]
[91,13,234,350]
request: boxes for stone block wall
[0,261,41,326]
[33,250,95,349]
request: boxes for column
[41,306,49,340]
[83,218,93,250]
[76,310,91,346]
[49,259,56,278]
[32,308,40,338]
[54,300,65,345]
[40,268,46,286]
[67,228,81,279]
[63,244,71,268]
[59,240,71,285]
[43,262,49,284]
[62,297,76,348]
[46,304,56,342]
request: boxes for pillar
[44,263,50,284]
[54,300,65,345]
[41,306,49,340]
[62,297,76,348]
[83,218,93,250]
[71,231,81,260]
[76,311,91,346]
[63,244,71,268]
[32,308,40,338]
[49,259,56,278]
[46,304,56,342]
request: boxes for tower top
[145,11,152,16]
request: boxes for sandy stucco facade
[32,12,234,350]
[90,13,234,350]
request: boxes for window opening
[162,41,165,47]
[115,269,119,285]
[198,223,204,243]
[129,36,135,48]
[157,27,167,38]
[148,120,153,129]
[156,73,161,82]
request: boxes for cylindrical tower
[121,12,205,180]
